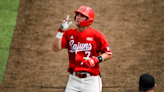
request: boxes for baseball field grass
[0,0,20,82]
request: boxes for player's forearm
[52,37,62,52]
[52,15,72,52]
[100,53,112,61]
[82,53,112,68]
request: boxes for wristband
[97,56,104,63]
[56,28,64,39]
[56,32,63,39]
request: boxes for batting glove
[82,56,100,68]
[56,15,72,39]
[60,15,72,30]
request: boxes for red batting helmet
[74,6,95,26]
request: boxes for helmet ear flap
[79,19,93,26]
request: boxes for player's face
[75,13,87,25]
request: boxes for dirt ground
[0,0,164,92]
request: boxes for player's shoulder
[89,27,104,36]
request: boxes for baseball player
[52,5,112,92]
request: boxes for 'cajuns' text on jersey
[61,27,112,75]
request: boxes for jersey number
[85,51,90,58]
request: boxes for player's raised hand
[60,15,72,31]
[82,56,99,68]
[56,15,72,39]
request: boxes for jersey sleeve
[99,33,112,55]
[61,30,69,49]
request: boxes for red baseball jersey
[61,27,112,75]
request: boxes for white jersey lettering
[69,40,92,53]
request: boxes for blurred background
[0,0,163,92]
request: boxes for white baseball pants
[65,74,102,92]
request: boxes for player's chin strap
[97,56,104,63]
